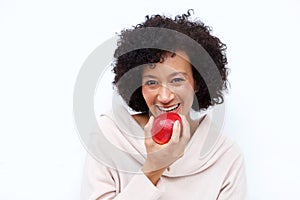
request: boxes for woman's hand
[142,115,191,185]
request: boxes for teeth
[158,104,180,112]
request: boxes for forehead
[142,51,192,75]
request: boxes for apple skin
[151,113,182,145]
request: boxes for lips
[157,103,180,112]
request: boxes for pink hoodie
[80,108,247,200]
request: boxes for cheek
[178,82,195,103]
[141,86,147,101]
[183,88,195,101]
[141,86,153,104]
[180,80,195,93]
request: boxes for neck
[132,113,149,128]
[186,112,200,137]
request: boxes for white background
[1,0,300,199]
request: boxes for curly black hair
[112,9,229,113]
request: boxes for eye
[171,78,185,83]
[144,80,159,85]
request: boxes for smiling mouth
[157,103,180,112]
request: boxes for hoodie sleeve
[216,150,248,200]
[81,154,164,200]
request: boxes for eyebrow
[168,72,188,78]
[142,75,157,79]
[142,72,188,79]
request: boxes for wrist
[142,168,166,186]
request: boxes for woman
[81,10,247,199]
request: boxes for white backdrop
[1,0,299,199]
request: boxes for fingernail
[174,120,179,127]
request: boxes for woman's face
[142,51,196,118]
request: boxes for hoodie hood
[90,93,233,177]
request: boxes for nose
[157,85,175,104]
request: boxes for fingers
[170,120,181,143]
[143,114,192,171]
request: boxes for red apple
[151,113,182,144]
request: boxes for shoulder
[199,131,245,173]
[213,135,246,177]
[215,136,247,199]
[218,135,245,162]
